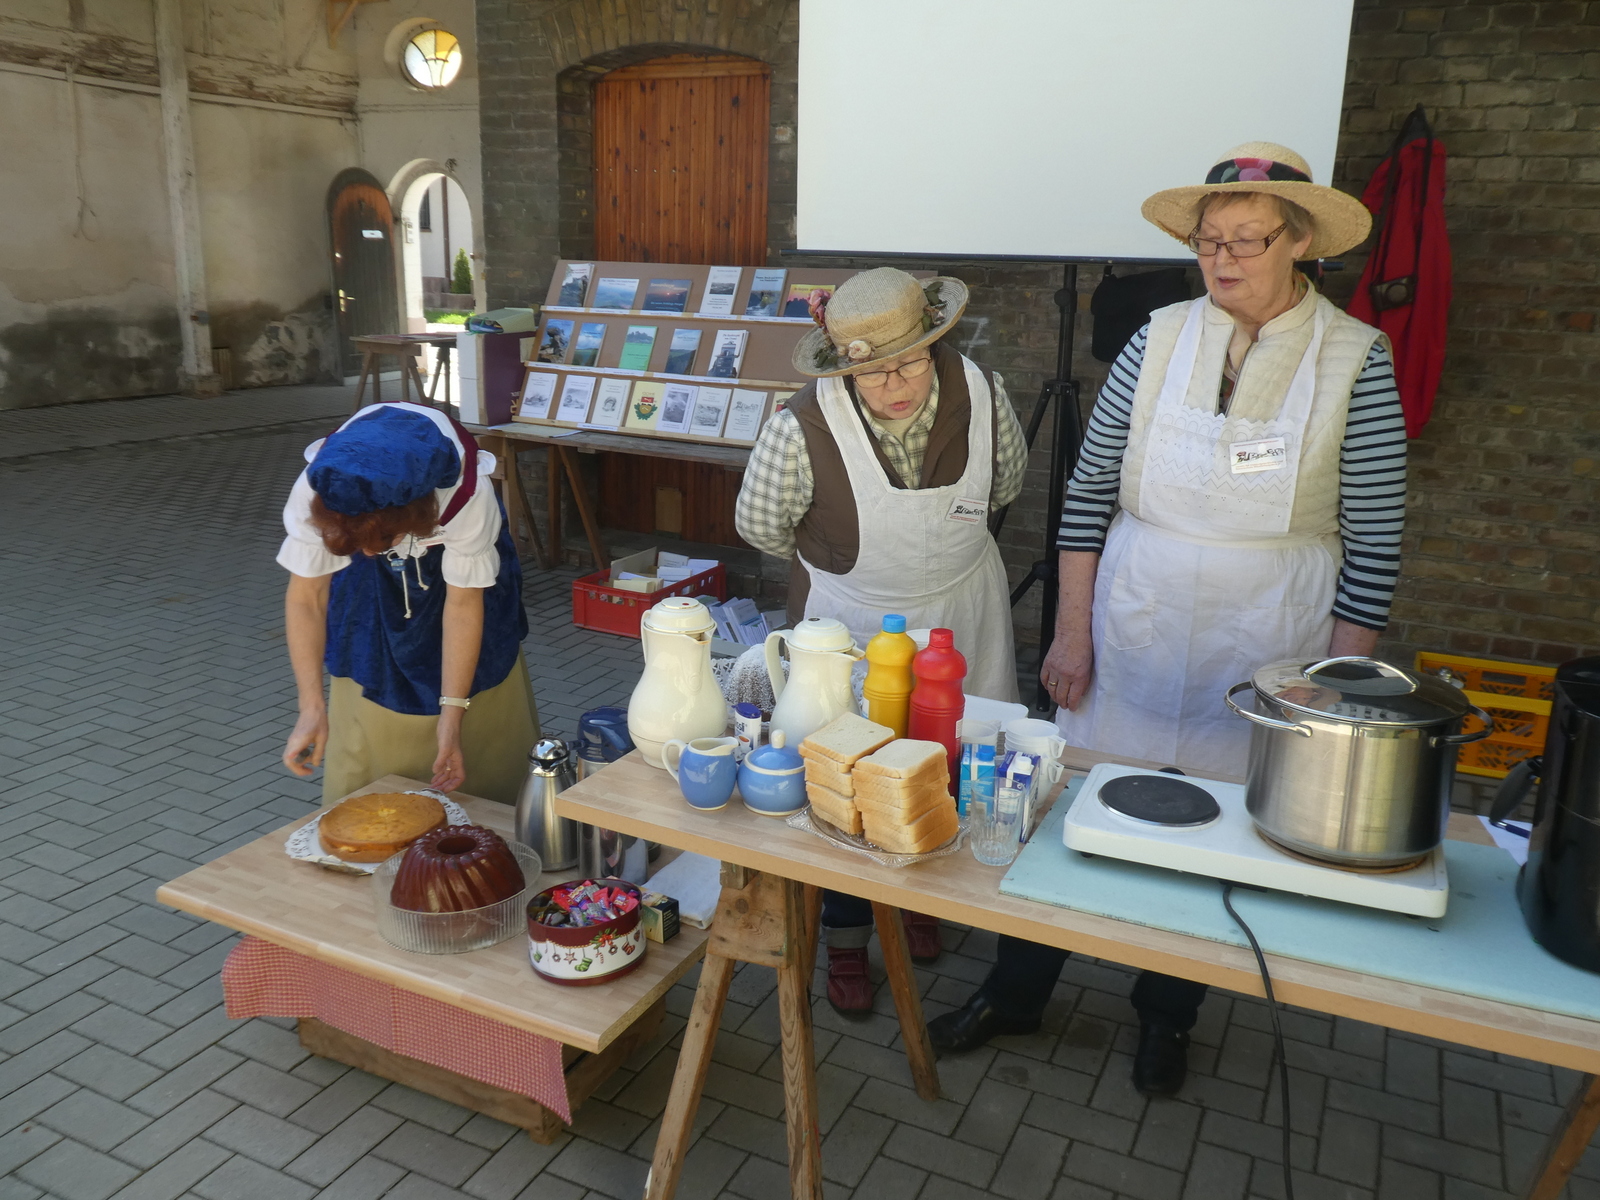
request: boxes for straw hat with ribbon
[1141,141,1371,261]
[793,267,969,378]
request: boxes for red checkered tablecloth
[222,936,571,1122]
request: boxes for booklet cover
[744,268,787,317]
[555,375,598,423]
[617,325,657,371]
[536,318,574,363]
[724,388,767,441]
[570,322,607,367]
[593,277,640,310]
[699,266,743,317]
[557,262,593,306]
[662,328,702,375]
[705,329,748,379]
[642,278,693,313]
[518,372,558,420]
[656,383,698,434]
[589,378,630,429]
[782,282,834,319]
[690,386,732,437]
[624,380,664,432]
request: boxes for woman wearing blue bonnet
[276,401,538,804]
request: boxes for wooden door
[328,169,399,375]
[594,54,771,266]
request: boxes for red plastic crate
[571,563,728,637]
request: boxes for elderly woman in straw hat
[736,266,1028,1013]
[932,144,1407,1095]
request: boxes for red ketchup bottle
[907,628,967,785]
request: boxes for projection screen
[796,0,1355,262]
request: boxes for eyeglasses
[852,355,933,388]
[1186,222,1288,259]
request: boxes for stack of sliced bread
[798,715,958,854]
[798,713,894,836]
[853,741,958,854]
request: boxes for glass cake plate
[285,790,470,875]
[785,806,969,869]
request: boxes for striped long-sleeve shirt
[1057,325,1407,631]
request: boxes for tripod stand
[991,263,1086,712]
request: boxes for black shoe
[1132,1023,1190,1096]
[927,991,1040,1054]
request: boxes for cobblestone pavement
[3,389,1597,1200]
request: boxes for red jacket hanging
[1348,119,1452,437]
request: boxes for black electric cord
[1221,882,1295,1200]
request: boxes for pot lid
[642,596,714,636]
[744,729,804,773]
[1250,656,1476,727]
[529,738,570,768]
[787,616,855,654]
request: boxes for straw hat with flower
[1141,141,1371,261]
[793,267,969,378]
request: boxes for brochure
[656,383,697,434]
[699,266,743,316]
[642,278,693,313]
[744,268,787,317]
[705,329,748,379]
[782,282,834,319]
[593,277,640,310]
[570,322,607,367]
[624,380,664,431]
[589,377,630,429]
[662,328,702,375]
[518,372,558,420]
[536,319,574,363]
[724,388,767,441]
[555,375,598,423]
[689,386,732,437]
[617,325,657,371]
[557,262,593,306]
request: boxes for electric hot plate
[1098,774,1221,827]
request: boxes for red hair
[309,492,440,557]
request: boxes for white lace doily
[285,790,470,875]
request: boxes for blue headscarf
[308,406,461,515]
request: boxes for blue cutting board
[1000,781,1600,1022]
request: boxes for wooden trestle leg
[648,871,823,1200]
[1521,1072,1600,1200]
[871,902,941,1102]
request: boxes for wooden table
[465,421,751,573]
[157,775,707,1140]
[556,749,1600,1200]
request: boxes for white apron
[1057,298,1340,777]
[800,358,1019,703]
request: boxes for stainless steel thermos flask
[514,739,579,870]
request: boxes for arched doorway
[327,168,399,377]
[392,162,481,333]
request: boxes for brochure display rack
[514,261,868,446]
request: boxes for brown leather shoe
[901,910,942,964]
[826,946,873,1015]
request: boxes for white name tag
[947,497,989,524]
[1230,437,1287,474]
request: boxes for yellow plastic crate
[1415,653,1554,779]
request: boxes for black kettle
[1489,657,1600,973]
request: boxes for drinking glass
[969,795,1022,866]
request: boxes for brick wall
[478,0,1598,670]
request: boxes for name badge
[947,497,989,524]
[1230,437,1287,474]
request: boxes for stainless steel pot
[1225,656,1491,867]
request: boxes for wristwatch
[439,696,471,710]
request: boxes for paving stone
[313,1156,408,1200]
[706,1107,787,1162]
[285,1068,388,1133]
[990,1123,1068,1200]
[566,1097,652,1151]
[111,1090,240,1169]
[883,1121,998,1187]
[545,1138,651,1198]
[215,1022,307,1073]
[1134,1099,1202,1171]
[817,1105,893,1186]
[282,1106,405,1186]
[952,1077,1030,1148]
[1383,1127,1503,1188]
[54,1043,167,1107]
[127,1048,246,1117]
[16,1136,141,1200]
[37,1087,153,1151]
[849,1077,966,1135]
[72,1004,174,1055]
[1179,1142,1251,1200]
[0,1029,94,1096]
[1024,1092,1137,1154]
[105,1137,232,1200]
[461,1132,570,1200]
[373,1120,493,1186]
[1065,1143,1184,1200]
[0,1123,62,1176]
[676,1133,746,1200]
[1442,1079,1501,1152]
[371,1083,475,1134]
[0,992,107,1054]
[138,1009,237,1070]
[1317,1108,1380,1188]
[201,1102,320,1168]
[208,1059,320,1118]
[194,1153,316,1200]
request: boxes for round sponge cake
[318,792,446,863]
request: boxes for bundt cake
[390,825,526,912]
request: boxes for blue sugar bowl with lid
[737,730,807,817]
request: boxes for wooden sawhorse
[351,336,431,410]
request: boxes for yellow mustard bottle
[863,614,917,738]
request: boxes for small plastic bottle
[907,627,967,784]
[863,614,917,738]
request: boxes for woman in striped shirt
[929,143,1408,1096]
